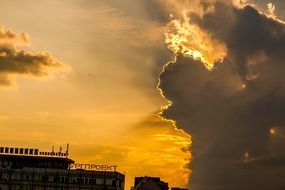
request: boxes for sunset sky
[0,0,190,189]
[2,0,285,190]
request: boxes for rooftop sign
[69,163,118,172]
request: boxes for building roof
[133,176,169,190]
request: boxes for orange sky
[0,0,191,189]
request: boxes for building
[131,177,168,190]
[0,146,125,190]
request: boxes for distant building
[0,146,125,190]
[131,176,168,190]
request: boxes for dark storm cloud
[159,1,285,190]
[0,27,66,86]
[249,0,285,20]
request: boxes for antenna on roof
[66,143,69,158]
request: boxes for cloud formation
[248,0,285,20]
[0,26,66,86]
[159,1,285,189]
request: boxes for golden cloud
[0,26,68,86]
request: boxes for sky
[1,0,285,190]
[0,0,190,189]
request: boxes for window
[42,175,48,182]
[120,181,124,188]
[16,173,22,180]
[24,149,29,154]
[2,173,8,179]
[2,161,8,168]
[20,149,24,154]
[96,178,104,185]
[71,177,77,184]
[91,178,96,185]
[23,185,31,190]
[105,179,113,185]
[83,178,90,184]
[33,175,41,181]
[34,186,44,190]
[10,173,16,180]
[15,148,19,154]
[78,177,83,184]
[10,148,14,154]
[60,176,66,183]
[112,179,116,186]
[12,184,21,190]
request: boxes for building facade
[0,147,125,190]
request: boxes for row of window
[0,160,69,169]
[0,173,122,187]
[0,184,122,190]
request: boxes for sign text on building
[69,164,118,171]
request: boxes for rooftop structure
[0,144,69,158]
[131,176,168,190]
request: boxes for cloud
[247,0,285,20]
[159,1,285,190]
[0,26,29,44]
[0,26,67,86]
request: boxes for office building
[0,146,124,190]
